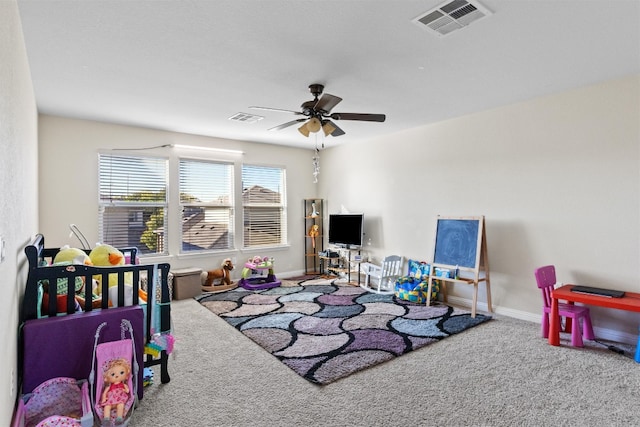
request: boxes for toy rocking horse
[201,258,237,293]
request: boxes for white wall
[37,115,320,275]
[0,1,39,423]
[319,74,640,338]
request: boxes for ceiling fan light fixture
[307,117,321,133]
[251,83,387,139]
[322,121,336,136]
[298,123,310,137]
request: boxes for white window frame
[241,164,288,249]
[179,158,235,253]
[98,153,169,256]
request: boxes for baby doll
[100,358,131,424]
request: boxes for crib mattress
[22,306,145,399]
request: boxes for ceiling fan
[249,84,386,137]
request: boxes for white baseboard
[446,295,639,346]
[279,269,306,278]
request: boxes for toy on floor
[143,368,154,387]
[201,258,237,292]
[239,256,281,290]
[394,260,438,304]
[12,377,93,427]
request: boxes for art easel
[427,215,492,318]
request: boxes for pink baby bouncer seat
[90,319,139,427]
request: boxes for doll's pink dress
[101,382,129,406]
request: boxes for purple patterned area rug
[196,278,491,385]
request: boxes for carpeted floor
[130,286,640,427]
[195,278,491,384]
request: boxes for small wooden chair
[534,265,595,347]
[361,255,403,294]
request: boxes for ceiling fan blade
[325,120,345,137]
[249,106,303,115]
[329,113,386,122]
[314,94,342,113]
[268,118,306,131]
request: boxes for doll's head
[103,358,131,384]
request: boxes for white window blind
[179,159,234,252]
[98,154,168,255]
[242,164,287,248]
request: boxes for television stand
[320,248,362,285]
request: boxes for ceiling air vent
[228,112,264,123]
[412,0,492,37]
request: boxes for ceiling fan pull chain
[312,139,320,184]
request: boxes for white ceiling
[17,0,640,149]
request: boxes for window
[179,159,234,252]
[242,165,287,248]
[98,155,287,255]
[98,154,168,255]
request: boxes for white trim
[172,144,244,155]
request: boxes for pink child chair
[534,265,595,347]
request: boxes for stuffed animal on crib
[52,246,91,296]
[54,245,92,266]
[40,284,82,314]
[90,243,146,306]
[52,246,103,309]
[39,246,97,313]
[100,357,131,424]
[90,243,125,269]
[90,243,125,301]
[203,258,234,288]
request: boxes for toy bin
[171,267,203,300]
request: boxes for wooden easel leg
[471,283,478,318]
[485,280,493,313]
[441,280,447,303]
[481,217,492,313]
[426,278,433,306]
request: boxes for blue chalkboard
[433,218,481,268]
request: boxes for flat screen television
[328,214,364,248]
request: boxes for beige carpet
[130,296,640,426]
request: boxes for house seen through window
[242,164,287,248]
[179,159,234,253]
[99,154,287,255]
[98,154,168,255]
